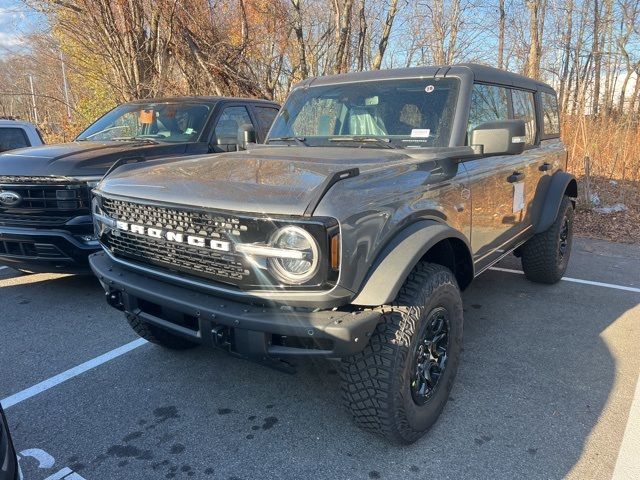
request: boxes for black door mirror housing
[212,137,238,152]
[237,124,257,150]
[470,119,526,156]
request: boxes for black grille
[0,179,90,213]
[106,230,250,282]
[0,213,71,226]
[0,175,71,184]
[98,197,334,289]
[101,197,249,237]
[0,240,67,259]
[100,198,263,287]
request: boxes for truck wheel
[340,263,463,444]
[521,195,574,284]
[126,314,198,350]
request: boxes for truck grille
[0,175,71,184]
[100,197,265,287]
[0,177,91,214]
[0,213,71,226]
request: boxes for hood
[97,145,463,216]
[0,141,204,178]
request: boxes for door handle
[507,172,525,183]
[539,162,551,172]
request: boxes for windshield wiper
[328,136,396,149]
[267,136,308,146]
[112,136,159,144]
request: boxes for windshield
[77,102,212,142]
[268,78,460,148]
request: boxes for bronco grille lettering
[114,220,230,252]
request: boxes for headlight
[267,226,319,284]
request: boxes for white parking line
[613,373,640,479]
[1,338,147,409]
[489,266,640,293]
[492,264,640,477]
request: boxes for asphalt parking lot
[1,237,639,480]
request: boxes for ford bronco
[90,64,576,443]
[0,97,278,272]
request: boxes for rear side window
[0,127,29,152]
[467,84,509,139]
[511,89,537,146]
[254,106,279,139]
[541,92,560,137]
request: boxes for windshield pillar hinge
[303,168,360,217]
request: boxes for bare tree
[524,0,546,79]
[372,0,400,69]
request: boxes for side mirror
[237,124,256,150]
[470,119,526,156]
[211,137,238,152]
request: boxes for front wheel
[340,263,463,444]
[521,195,574,284]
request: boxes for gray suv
[90,63,576,444]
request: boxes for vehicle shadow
[3,264,637,479]
[84,270,635,479]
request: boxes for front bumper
[0,226,99,273]
[90,251,381,358]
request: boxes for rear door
[510,88,546,230]
[463,83,532,270]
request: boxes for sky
[0,0,45,56]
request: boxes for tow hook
[106,290,124,311]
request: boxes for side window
[541,92,560,137]
[213,106,253,145]
[0,127,30,152]
[511,89,537,146]
[254,106,279,139]
[467,84,509,141]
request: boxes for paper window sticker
[139,109,154,124]
[411,129,431,138]
[512,182,525,213]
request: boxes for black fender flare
[351,220,473,306]
[534,171,577,234]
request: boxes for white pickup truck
[0,119,44,153]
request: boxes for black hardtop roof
[295,63,555,94]
[124,96,279,107]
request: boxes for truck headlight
[267,226,319,284]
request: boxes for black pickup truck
[90,64,576,443]
[0,97,279,272]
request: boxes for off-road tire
[340,262,463,444]
[126,314,198,350]
[521,195,574,284]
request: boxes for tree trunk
[592,0,601,114]
[558,0,573,113]
[356,0,367,71]
[334,0,354,74]
[524,0,544,79]
[372,0,399,70]
[290,0,309,78]
[497,0,505,69]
